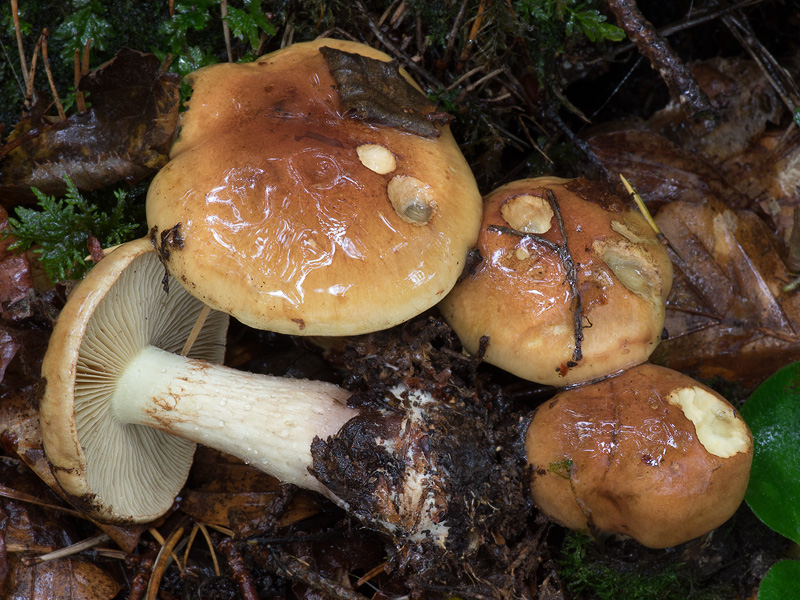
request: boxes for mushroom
[146,38,482,336]
[438,176,673,386]
[38,238,470,554]
[525,363,753,548]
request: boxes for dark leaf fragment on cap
[320,47,452,138]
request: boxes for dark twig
[598,0,767,62]
[270,548,368,600]
[39,29,66,120]
[356,1,443,89]
[217,538,259,600]
[126,543,159,600]
[10,0,28,89]
[456,0,488,69]
[488,189,585,363]
[605,0,713,119]
[717,4,800,112]
[786,208,800,273]
[442,0,470,69]
[548,188,584,363]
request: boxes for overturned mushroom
[438,176,673,386]
[146,38,482,336]
[39,238,492,560]
[525,363,753,548]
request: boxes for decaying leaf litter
[1,0,799,598]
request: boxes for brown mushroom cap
[525,363,753,548]
[438,176,673,386]
[147,38,482,336]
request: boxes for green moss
[556,532,732,600]
[4,177,146,282]
[548,457,573,479]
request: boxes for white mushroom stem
[112,345,358,496]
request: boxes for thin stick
[619,174,685,262]
[221,0,233,62]
[180,304,212,356]
[182,524,200,569]
[272,549,368,600]
[488,189,585,364]
[146,526,185,600]
[443,0,469,67]
[547,188,584,363]
[446,65,484,91]
[517,115,553,164]
[32,534,110,564]
[0,484,86,519]
[198,523,221,576]
[457,0,487,67]
[7,543,57,553]
[40,30,66,120]
[606,0,712,119]
[620,174,661,235]
[73,38,92,113]
[10,0,28,88]
[73,49,86,112]
[218,538,259,600]
[356,1,442,89]
[206,522,235,537]
[721,10,800,113]
[353,560,388,587]
[81,39,91,75]
[148,527,184,573]
[464,68,505,93]
[24,36,41,107]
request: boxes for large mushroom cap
[147,38,482,336]
[525,363,753,548]
[439,176,673,386]
[40,238,229,523]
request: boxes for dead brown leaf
[587,97,800,388]
[0,206,33,314]
[587,128,752,213]
[183,447,323,537]
[5,557,119,600]
[0,376,146,554]
[0,458,119,600]
[0,48,180,197]
[647,57,784,164]
[652,199,800,388]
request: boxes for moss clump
[557,532,732,600]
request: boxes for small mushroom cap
[147,38,482,336]
[525,363,753,548]
[40,238,229,523]
[438,176,673,386]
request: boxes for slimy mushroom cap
[439,176,673,386]
[525,363,753,548]
[147,38,482,336]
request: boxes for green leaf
[158,0,217,55]
[224,2,275,51]
[758,561,800,600]
[572,9,625,43]
[741,362,800,545]
[53,1,113,62]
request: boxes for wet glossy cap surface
[439,176,673,386]
[525,363,753,548]
[147,38,482,335]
